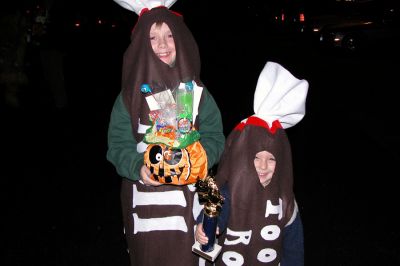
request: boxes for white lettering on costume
[187,183,196,192]
[257,248,277,263]
[222,251,245,266]
[198,257,206,266]
[137,118,150,153]
[131,184,189,234]
[131,184,187,208]
[265,198,283,220]
[260,225,280,241]
[133,213,188,233]
[224,228,252,245]
[137,141,148,153]
[137,118,150,134]
[192,190,203,221]
[221,198,285,264]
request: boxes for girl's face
[254,150,276,187]
[150,22,176,66]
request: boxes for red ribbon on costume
[234,116,282,134]
[139,6,182,17]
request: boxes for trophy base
[192,241,222,262]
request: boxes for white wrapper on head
[113,0,178,14]
[253,61,309,129]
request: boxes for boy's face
[254,150,276,187]
[150,22,176,66]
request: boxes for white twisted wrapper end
[113,0,178,15]
[253,61,309,129]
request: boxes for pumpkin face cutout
[144,141,208,185]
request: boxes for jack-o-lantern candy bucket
[144,141,208,185]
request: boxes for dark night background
[2,0,400,265]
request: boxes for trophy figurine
[192,175,225,261]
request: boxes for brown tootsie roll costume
[215,62,308,265]
[107,0,225,265]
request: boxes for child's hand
[195,223,208,245]
[140,165,162,186]
[195,224,221,244]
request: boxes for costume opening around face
[214,62,308,265]
[115,0,211,264]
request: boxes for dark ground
[2,12,400,266]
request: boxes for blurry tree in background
[0,3,29,108]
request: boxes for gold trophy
[192,175,224,261]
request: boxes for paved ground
[3,22,400,265]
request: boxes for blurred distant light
[74,21,81,27]
[299,13,305,22]
[281,13,285,21]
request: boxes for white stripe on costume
[132,184,187,207]
[133,213,188,233]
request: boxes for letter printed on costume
[224,228,252,245]
[132,184,187,208]
[257,248,277,263]
[222,251,245,266]
[265,198,283,220]
[133,213,188,233]
[131,184,189,234]
[260,225,280,241]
